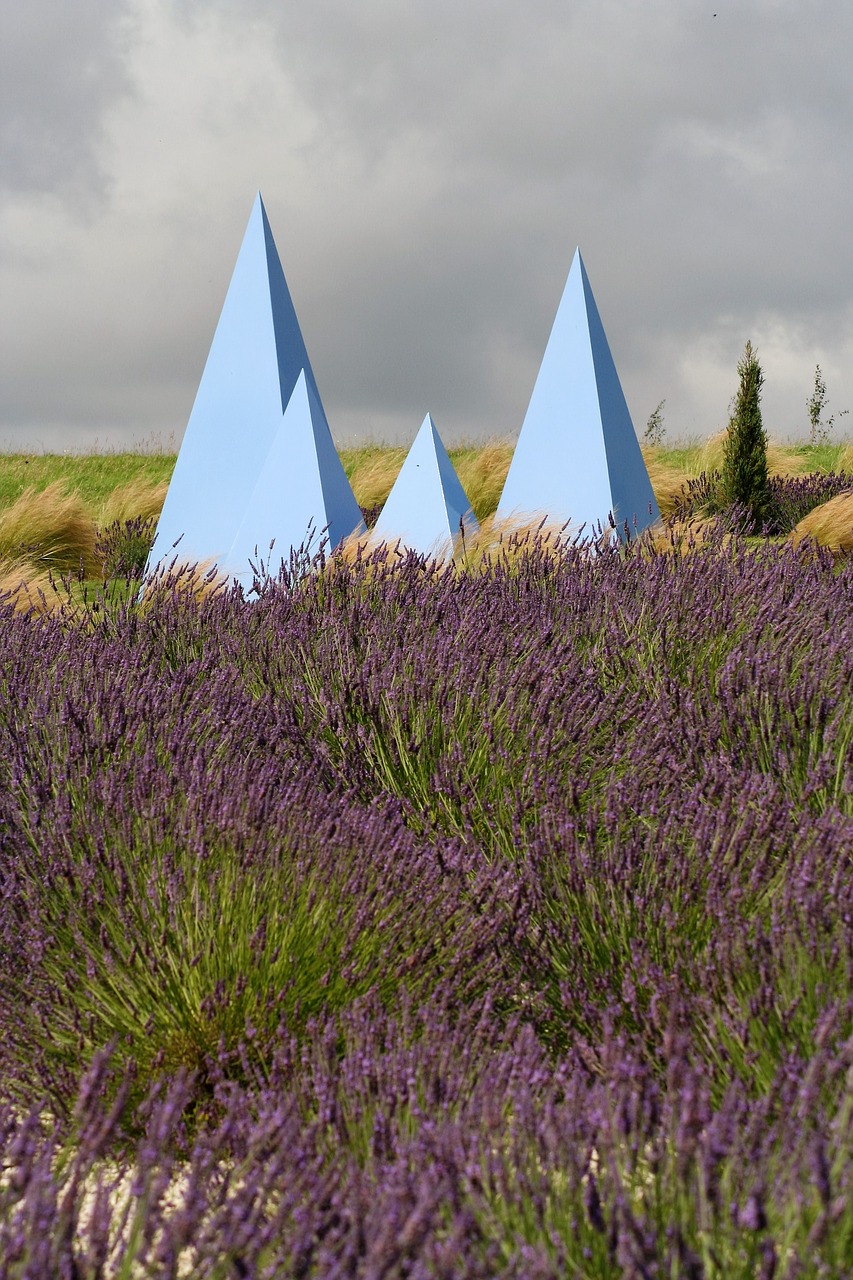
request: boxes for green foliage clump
[95,516,157,579]
[807,363,849,445]
[643,398,666,447]
[719,341,775,532]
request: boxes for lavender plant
[94,514,157,580]
[678,467,853,531]
[0,529,851,1274]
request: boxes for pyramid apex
[374,414,477,558]
[248,192,271,229]
[496,248,659,537]
[148,196,331,574]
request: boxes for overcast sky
[2,0,852,452]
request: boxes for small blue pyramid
[150,192,341,572]
[373,414,478,558]
[226,369,366,582]
[496,249,659,537]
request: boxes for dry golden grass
[142,556,230,603]
[645,514,731,557]
[835,444,853,474]
[2,439,850,604]
[453,442,514,520]
[98,477,168,526]
[461,512,598,564]
[766,442,811,477]
[696,431,808,479]
[336,516,473,568]
[694,431,727,476]
[334,511,581,577]
[789,489,853,558]
[0,482,98,576]
[0,560,59,614]
[641,447,693,517]
[348,448,407,510]
[334,530,413,571]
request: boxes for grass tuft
[98,476,168,526]
[836,442,853,473]
[641,446,692,517]
[344,446,407,509]
[0,481,98,576]
[697,430,811,480]
[452,441,514,520]
[0,452,176,510]
[0,560,58,613]
[789,488,853,557]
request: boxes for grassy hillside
[0,452,176,511]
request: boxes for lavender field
[0,528,851,1277]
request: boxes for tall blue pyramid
[496,249,659,538]
[149,192,359,573]
[373,414,478,558]
[227,369,365,582]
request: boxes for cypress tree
[719,340,774,533]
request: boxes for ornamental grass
[453,441,514,520]
[790,488,853,557]
[640,447,691,517]
[696,431,811,480]
[346,446,407,510]
[0,481,98,576]
[97,476,169,527]
[0,561,57,614]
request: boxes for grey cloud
[2,0,853,450]
[0,2,132,199]
[194,0,853,436]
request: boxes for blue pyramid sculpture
[373,414,478,558]
[227,369,365,582]
[496,249,659,538]
[149,192,360,574]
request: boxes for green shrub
[719,341,775,532]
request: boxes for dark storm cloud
[2,0,853,448]
[185,0,853,440]
[0,2,133,200]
